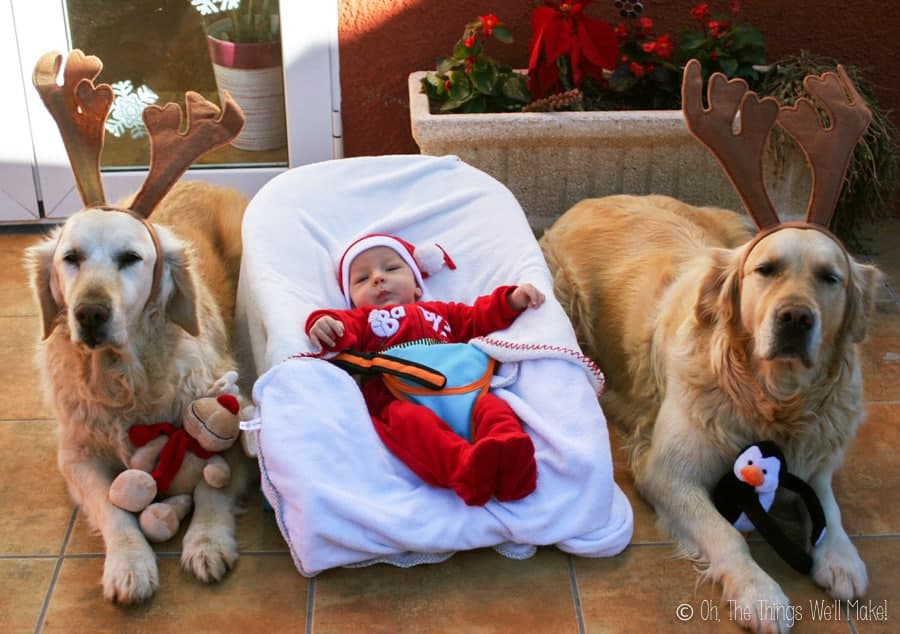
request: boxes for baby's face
[348,246,422,307]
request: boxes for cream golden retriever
[540,194,882,633]
[26,181,252,604]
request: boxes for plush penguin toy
[713,441,826,574]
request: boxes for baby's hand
[509,283,545,311]
[309,316,345,350]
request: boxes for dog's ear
[843,260,883,343]
[157,227,200,336]
[695,247,742,328]
[24,233,62,339]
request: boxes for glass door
[9,0,340,221]
[0,0,39,221]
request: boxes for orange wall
[338,0,900,157]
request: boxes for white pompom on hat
[338,233,456,305]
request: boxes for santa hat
[338,233,456,305]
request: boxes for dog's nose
[776,305,814,331]
[75,302,111,331]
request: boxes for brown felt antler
[681,59,782,230]
[32,49,245,314]
[32,50,113,208]
[129,91,244,218]
[682,58,873,235]
[776,65,872,228]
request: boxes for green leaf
[470,61,497,94]
[608,67,637,94]
[436,57,457,73]
[492,25,513,44]
[424,72,443,87]
[462,95,487,113]
[679,31,707,51]
[500,75,531,102]
[447,71,472,101]
[719,57,739,77]
[731,25,766,50]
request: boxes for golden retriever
[540,194,882,633]
[26,180,252,604]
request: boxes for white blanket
[236,154,633,576]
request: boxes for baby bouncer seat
[236,154,633,576]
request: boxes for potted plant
[410,1,899,235]
[192,0,285,151]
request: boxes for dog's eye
[817,270,842,285]
[62,250,83,267]
[116,251,142,268]
[755,263,776,277]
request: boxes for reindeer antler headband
[32,49,245,304]
[681,58,872,259]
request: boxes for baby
[306,233,544,505]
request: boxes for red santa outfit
[306,235,537,506]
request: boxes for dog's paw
[181,524,239,583]
[207,370,240,397]
[813,539,868,600]
[102,538,159,604]
[723,569,793,634]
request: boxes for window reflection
[66,0,287,169]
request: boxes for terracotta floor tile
[745,543,855,633]
[0,234,42,318]
[66,484,285,556]
[0,558,57,632]
[861,303,900,403]
[0,317,53,420]
[834,404,900,536]
[314,547,577,633]
[0,420,73,555]
[63,512,100,555]
[850,538,900,634]
[576,544,729,633]
[607,429,670,545]
[236,487,289,552]
[575,543,852,633]
[41,555,308,632]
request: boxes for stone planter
[408,71,810,232]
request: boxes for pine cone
[521,89,583,113]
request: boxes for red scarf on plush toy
[129,423,216,495]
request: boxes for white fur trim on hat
[413,243,447,276]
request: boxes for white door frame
[8,0,341,222]
[0,0,40,221]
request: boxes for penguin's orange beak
[740,465,764,488]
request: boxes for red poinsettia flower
[463,34,476,48]
[527,0,617,98]
[479,14,499,36]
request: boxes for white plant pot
[207,20,286,152]
[408,71,810,232]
